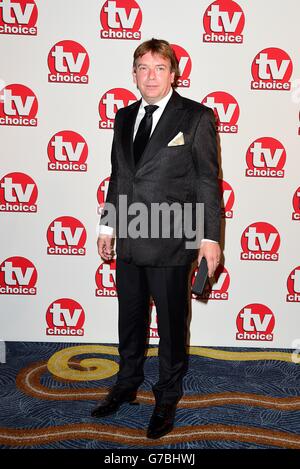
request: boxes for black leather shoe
[146,403,177,439]
[91,390,137,418]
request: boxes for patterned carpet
[0,342,299,449]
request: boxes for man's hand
[198,241,221,278]
[97,234,115,261]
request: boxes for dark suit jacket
[100,90,221,266]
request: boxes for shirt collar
[140,88,173,112]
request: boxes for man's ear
[170,71,175,84]
[132,67,137,84]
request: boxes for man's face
[133,52,175,104]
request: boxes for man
[91,39,221,439]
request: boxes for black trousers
[115,257,191,405]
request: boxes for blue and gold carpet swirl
[0,342,299,449]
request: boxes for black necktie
[133,104,158,166]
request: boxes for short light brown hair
[133,38,180,88]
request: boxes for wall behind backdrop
[0,0,299,347]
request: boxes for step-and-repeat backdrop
[0,0,299,348]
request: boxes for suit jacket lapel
[121,99,140,173]
[135,91,187,173]
[119,91,187,174]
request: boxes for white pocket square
[167,131,185,146]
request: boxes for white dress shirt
[98,89,217,245]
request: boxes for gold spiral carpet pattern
[0,343,299,448]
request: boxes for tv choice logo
[95,259,116,297]
[203,0,245,44]
[97,176,110,215]
[202,91,239,133]
[0,172,38,212]
[192,264,230,301]
[0,256,37,295]
[0,83,38,126]
[48,40,90,84]
[286,267,300,302]
[240,222,280,261]
[292,186,300,221]
[46,298,85,336]
[236,303,275,342]
[219,179,234,218]
[47,216,87,256]
[99,88,137,129]
[171,44,192,88]
[48,130,88,172]
[251,48,293,91]
[0,0,38,35]
[245,137,286,178]
[100,0,142,40]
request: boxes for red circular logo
[0,84,38,126]
[219,179,234,218]
[0,172,38,212]
[251,48,293,91]
[0,256,37,295]
[292,186,300,220]
[97,177,110,215]
[48,40,90,84]
[245,137,286,178]
[47,216,87,256]
[0,0,38,35]
[241,222,280,261]
[286,267,300,302]
[95,259,117,297]
[46,298,85,336]
[99,88,137,129]
[192,263,230,301]
[203,0,245,43]
[202,91,239,133]
[171,44,192,87]
[48,130,88,171]
[100,0,142,40]
[236,303,275,341]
